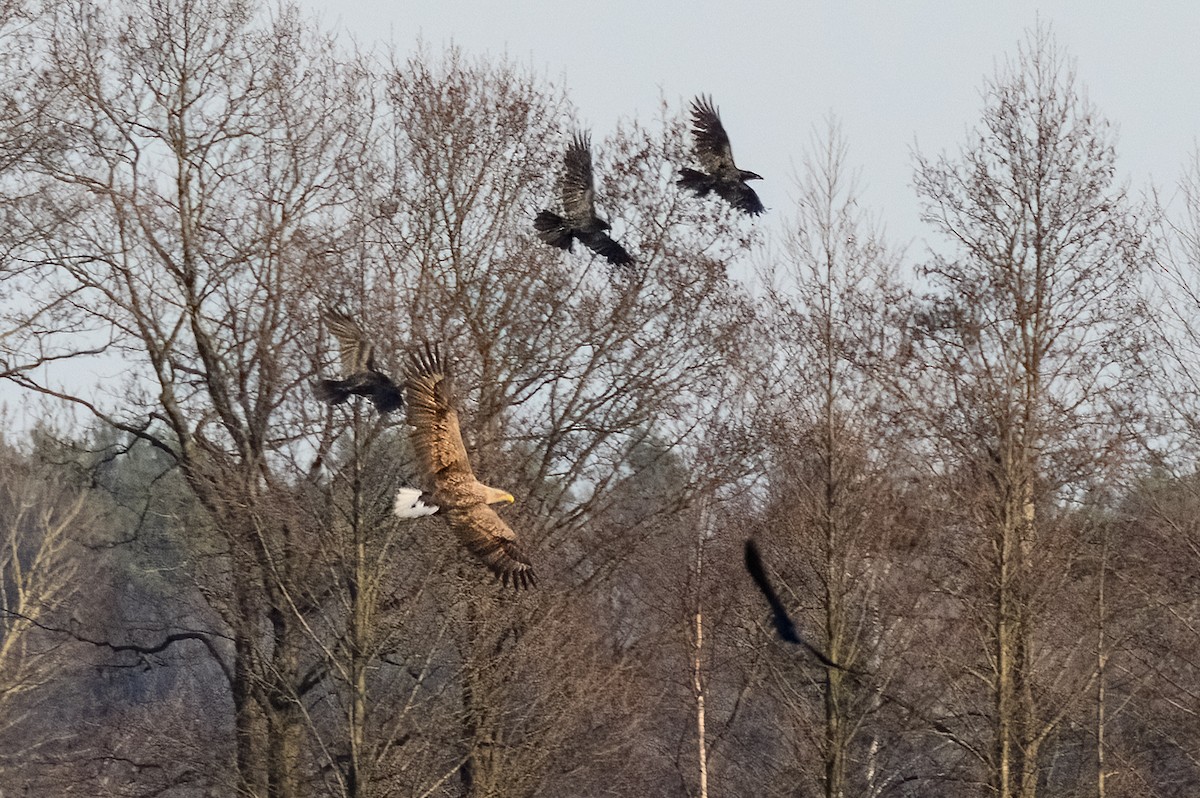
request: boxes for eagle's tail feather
[394,487,439,519]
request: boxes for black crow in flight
[534,132,634,267]
[744,539,845,669]
[679,95,765,216]
[314,308,404,414]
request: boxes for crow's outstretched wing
[324,308,375,374]
[714,181,765,216]
[560,132,597,224]
[690,95,738,176]
[578,230,634,267]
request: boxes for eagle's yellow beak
[481,485,515,506]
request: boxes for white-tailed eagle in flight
[394,343,536,589]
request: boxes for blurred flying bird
[315,308,404,413]
[744,539,843,668]
[534,132,634,267]
[679,95,765,216]
[400,342,536,589]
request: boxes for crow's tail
[534,210,574,251]
[314,379,351,406]
[677,168,714,196]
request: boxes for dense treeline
[0,2,1197,796]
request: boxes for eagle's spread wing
[560,132,597,223]
[690,95,737,175]
[447,504,536,589]
[324,308,375,374]
[404,343,474,485]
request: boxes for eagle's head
[481,485,516,505]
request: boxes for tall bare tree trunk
[233,578,267,797]
[995,512,1017,798]
[1096,531,1109,798]
[459,595,501,798]
[691,498,710,798]
[347,417,369,798]
[912,26,1149,796]
[820,257,847,798]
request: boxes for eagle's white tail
[394,487,438,519]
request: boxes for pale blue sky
[301,0,1200,247]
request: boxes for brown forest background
[2,2,1200,796]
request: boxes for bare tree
[1130,148,1200,795]
[749,119,918,798]
[2,4,767,795]
[0,1,382,794]
[328,49,766,794]
[908,26,1153,798]
[0,441,87,768]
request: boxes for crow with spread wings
[744,539,844,669]
[679,95,765,216]
[534,132,634,267]
[314,308,404,414]
[393,343,536,589]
